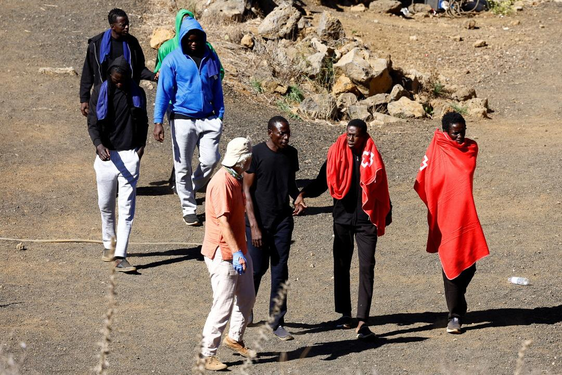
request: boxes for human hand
[96,144,110,161]
[136,146,145,160]
[250,226,263,248]
[153,123,164,142]
[232,250,247,275]
[293,202,306,216]
[80,102,89,117]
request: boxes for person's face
[347,125,367,153]
[447,122,466,144]
[111,16,129,37]
[268,122,291,150]
[185,33,204,53]
[242,156,252,172]
[109,71,127,90]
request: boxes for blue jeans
[246,215,294,329]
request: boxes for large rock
[334,48,372,85]
[370,112,405,126]
[336,93,359,110]
[258,4,302,40]
[388,84,409,102]
[387,97,426,118]
[204,0,249,20]
[317,11,345,42]
[347,104,371,122]
[332,75,361,96]
[464,98,489,118]
[360,93,388,113]
[450,85,477,101]
[241,34,254,48]
[299,94,337,120]
[368,58,393,95]
[150,28,174,49]
[369,0,403,14]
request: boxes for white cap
[221,137,252,167]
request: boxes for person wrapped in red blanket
[414,112,490,334]
[296,119,391,339]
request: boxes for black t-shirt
[246,142,299,230]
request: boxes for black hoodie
[87,57,148,151]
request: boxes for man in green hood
[154,9,223,77]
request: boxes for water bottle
[508,277,530,286]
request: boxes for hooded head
[179,17,207,56]
[107,56,131,89]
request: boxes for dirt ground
[0,0,561,374]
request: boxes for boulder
[150,28,174,49]
[332,75,361,96]
[336,93,358,110]
[258,4,302,40]
[350,4,367,12]
[464,98,489,118]
[473,40,487,48]
[450,86,477,101]
[204,0,249,20]
[317,11,345,41]
[241,34,254,48]
[369,0,403,14]
[429,98,455,118]
[368,58,393,95]
[359,94,388,113]
[299,93,337,120]
[334,48,372,85]
[370,112,405,126]
[347,104,372,122]
[388,84,409,102]
[387,97,426,118]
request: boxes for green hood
[174,9,194,46]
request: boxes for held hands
[293,193,307,216]
[232,250,247,275]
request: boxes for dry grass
[94,239,117,375]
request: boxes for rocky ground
[0,0,561,374]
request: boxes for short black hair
[108,8,127,25]
[268,116,289,131]
[347,119,367,134]
[442,112,466,132]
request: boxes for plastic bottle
[508,277,530,286]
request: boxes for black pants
[333,222,378,321]
[246,216,294,329]
[443,264,476,321]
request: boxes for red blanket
[327,133,391,236]
[414,129,489,279]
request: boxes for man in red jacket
[295,119,391,339]
[414,112,490,334]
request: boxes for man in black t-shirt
[243,116,305,341]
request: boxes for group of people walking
[81,8,489,371]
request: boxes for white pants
[94,149,140,258]
[201,250,255,357]
[170,117,222,216]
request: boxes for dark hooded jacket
[87,56,148,152]
[80,30,155,103]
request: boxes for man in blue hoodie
[153,17,224,226]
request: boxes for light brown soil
[0,1,560,374]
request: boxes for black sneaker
[183,214,201,226]
[114,258,137,273]
[447,317,462,334]
[334,315,353,329]
[356,325,375,339]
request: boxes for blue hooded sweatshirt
[154,18,224,123]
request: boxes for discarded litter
[508,276,530,285]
